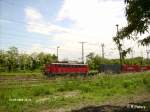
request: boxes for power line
[0,18,116,48]
[0,17,71,35]
[0,0,15,6]
[1,32,146,59]
[0,35,53,49]
[0,18,53,30]
[0,32,48,41]
[1,36,90,52]
[0,18,74,42]
[0,34,88,52]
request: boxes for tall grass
[0,71,150,112]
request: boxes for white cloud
[25,7,49,35]
[30,44,43,53]
[27,43,56,55]
[25,7,42,21]
[24,7,71,35]
[24,1,146,60]
[57,0,127,32]
[55,0,128,59]
[56,0,128,43]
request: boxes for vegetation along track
[0,71,150,112]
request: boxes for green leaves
[86,52,109,70]
[0,47,57,72]
[115,0,150,45]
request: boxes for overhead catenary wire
[0,18,147,59]
[0,33,103,51]
[1,31,146,59]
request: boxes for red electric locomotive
[44,63,89,77]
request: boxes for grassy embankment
[0,72,150,112]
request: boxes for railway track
[0,73,98,82]
[0,75,43,82]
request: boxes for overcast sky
[0,0,148,61]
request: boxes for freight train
[99,64,150,73]
[44,63,150,77]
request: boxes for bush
[32,86,53,96]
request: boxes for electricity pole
[116,24,122,65]
[131,48,134,65]
[79,42,87,64]
[57,46,59,61]
[101,43,104,58]
[146,49,150,59]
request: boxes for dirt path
[41,92,150,112]
[71,92,150,112]
[71,102,150,112]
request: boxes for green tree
[113,35,131,64]
[86,52,95,69]
[0,47,58,72]
[115,0,150,45]
[6,47,19,71]
[0,50,6,71]
[86,52,109,70]
[19,53,29,70]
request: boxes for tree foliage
[113,29,131,65]
[115,0,150,45]
[0,47,57,72]
[86,52,110,70]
